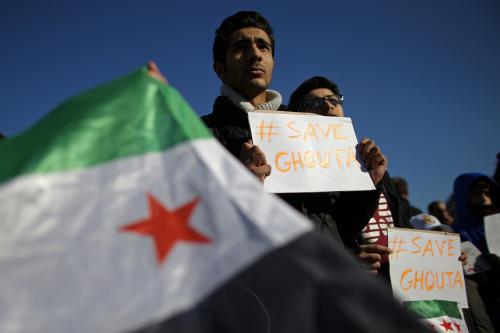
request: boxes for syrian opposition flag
[404,300,469,332]
[0,67,429,333]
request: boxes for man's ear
[213,62,226,82]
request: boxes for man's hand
[147,61,168,84]
[358,138,388,186]
[239,141,271,183]
[459,252,468,266]
[358,244,393,273]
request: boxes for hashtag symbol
[256,120,279,142]
[389,234,406,260]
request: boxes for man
[202,13,384,252]
[391,176,422,218]
[428,200,454,226]
[202,10,277,183]
[288,76,413,273]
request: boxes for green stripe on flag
[0,67,211,184]
[404,300,462,320]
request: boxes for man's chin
[246,78,268,89]
[241,80,269,95]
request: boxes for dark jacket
[380,172,413,229]
[202,96,380,251]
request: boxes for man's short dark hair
[288,76,341,111]
[391,177,409,197]
[427,200,441,214]
[213,11,275,64]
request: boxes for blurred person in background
[391,176,422,218]
[428,200,455,226]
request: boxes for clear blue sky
[2,0,499,211]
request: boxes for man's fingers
[360,138,370,145]
[360,244,393,254]
[360,141,376,162]
[239,142,271,182]
[147,61,160,73]
[147,61,168,84]
[360,253,382,262]
[459,253,468,265]
[365,147,380,169]
[241,143,268,166]
[359,245,384,272]
[239,142,255,164]
[361,141,375,156]
[368,150,386,170]
[359,253,382,271]
[359,139,388,171]
[251,164,272,183]
[250,145,268,165]
[242,141,254,152]
[252,164,271,176]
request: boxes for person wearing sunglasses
[281,76,393,259]
[288,76,411,274]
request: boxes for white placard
[485,213,500,256]
[388,228,468,308]
[247,111,375,193]
[461,241,490,275]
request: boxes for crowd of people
[197,10,500,333]
[2,9,498,333]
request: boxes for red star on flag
[453,321,462,332]
[121,193,211,264]
[439,320,453,332]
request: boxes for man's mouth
[246,66,265,75]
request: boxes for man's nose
[248,43,262,61]
[481,193,492,205]
[324,99,336,111]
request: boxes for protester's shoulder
[200,96,231,127]
[200,113,214,127]
[379,171,400,200]
[200,96,226,128]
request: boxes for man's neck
[221,84,282,112]
[246,91,267,107]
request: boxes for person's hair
[213,11,275,65]
[288,76,341,111]
[427,201,441,214]
[0,132,5,140]
[391,177,409,197]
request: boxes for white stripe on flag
[0,138,312,333]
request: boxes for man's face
[432,202,454,225]
[302,88,344,117]
[215,27,274,101]
[469,181,493,208]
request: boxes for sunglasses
[302,95,344,111]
